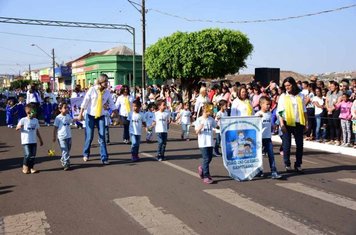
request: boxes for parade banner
[220,116,263,181]
[70,97,84,119]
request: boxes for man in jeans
[78,74,118,165]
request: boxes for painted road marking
[276,183,356,211]
[0,211,50,235]
[141,152,200,179]
[204,188,327,235]
[338,178,356,185]
[114,196,198,235]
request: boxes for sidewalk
[271,135,355,157]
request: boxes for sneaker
[326,140,335,145]
[102,160,110,165]
[22,165,30,174]
[256,171,265,178]
[346,143,352,147]
[64,165,70,171]
[198,165,203,179]
[271,172,282,179]
[131,155,140,162]
[156,156,163,161]
[83,156,89,162]
[213,151,221,157]
[107,141,111,145]
[294,166,304,173]
[285,166,293,172]
[203,177,214,184]
[186,138,190,141]
[30,168,39,174]
[335,141,341,146]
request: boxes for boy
[255,96,282,179]
[214,100,228,156]
[151,99,170,161]
[128,100,146,161]
[144,103,156,143]
[195,103,217,184]
[42,96,53,126]
[16,104,44,174]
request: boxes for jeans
[130,134,141,156]
[23,143,37,168]
[181,124,190,139]
[58,138,71,166]
[262,138,277,172]
[282,122,304,167]
[83,114,108,162]
[315,114,322,140]
[200,147,213,178]
[340,119,351,144]
[105,126,110,143]
[214,133,221,154]
[120,115,130,141]
[157,132,167,157]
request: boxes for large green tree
[145,28,253,101]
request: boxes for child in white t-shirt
[16,103,44,174]
[214,100,228,156]
[128,100,146,162]
[195,103,217,184]
[144,103,156,143]
[255,96,282,179]
[53,102,74,170]
[176,103,192,141]
[151,99,170,161]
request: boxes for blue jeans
[58,138,71,167]
[262,138,277,172]
[157,132,167,157]
[130,134,141,156]
[200,147,213,178]
[23,143,37,168]
[315,114,322,140]
[214,133,221,154]
[181,124,190,139]
[83,114,108,162]
[282,122,304,167]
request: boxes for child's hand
[53,137,56,143]
[281,125,287,134]
[39,140,44,146]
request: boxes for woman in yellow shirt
[277,77,308,173]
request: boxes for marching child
[16,103,43,174]
[151,99,170,161]
[195,103,217,184]
[144,103,156,143]
[255,96,282,179]
[42,96,53,126]
[53,102,74,170]
[6,99,16,128]
[214,99,228,156]
[128,100,146,162]
[16,96,27,122]
[335,93,353,147]
[176,102,192,141]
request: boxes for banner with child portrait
[220,116,263,181]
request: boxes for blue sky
[0,0,355,75]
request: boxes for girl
[176,103,192,141]
[277,77,307,173]
[312,87,325,142]
[144,103,156,143]
[214,100,228,156]
[128,100,146,162]
[195,103,217,184]
[115,85,134,144]
[335,93,353,147]
[53,102,74,170]
[6,99,16,128]
[16,104,43,174]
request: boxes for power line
[148,3,356,24]
[0,31,133,44]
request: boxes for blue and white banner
[221,116,263,181]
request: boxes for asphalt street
[0,124,356,235]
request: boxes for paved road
[0,124,355,235]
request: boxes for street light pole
[31,44,56,90]
[142,0,146,102]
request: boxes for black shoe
[294,165,304,174]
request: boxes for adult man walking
[78,74,118,164]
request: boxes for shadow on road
[0,185,15,195]
[282,164,356,179]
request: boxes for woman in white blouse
[115,85,134,144]
[230,86,254,117]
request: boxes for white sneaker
[83,156,88,162]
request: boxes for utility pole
[28,64,32,81]
[52,48,56,91]
[142,0,146,100]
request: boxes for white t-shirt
[128,111,145,135]
[144,111,155,127]
[154,111,170,133]
[18,117,40,144]
[255,111,272,139]
[180,109,191,125]
[312,96,324,115]
[215,110,228,134]
[54,114,73,140]
[195,116,217,148]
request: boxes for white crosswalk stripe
[338,178,356,185]
[204,188,328,235]
[276,183,356,211]
[114,196,198,235]
[0,211,50,235]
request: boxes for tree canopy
[145,28,253,81]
